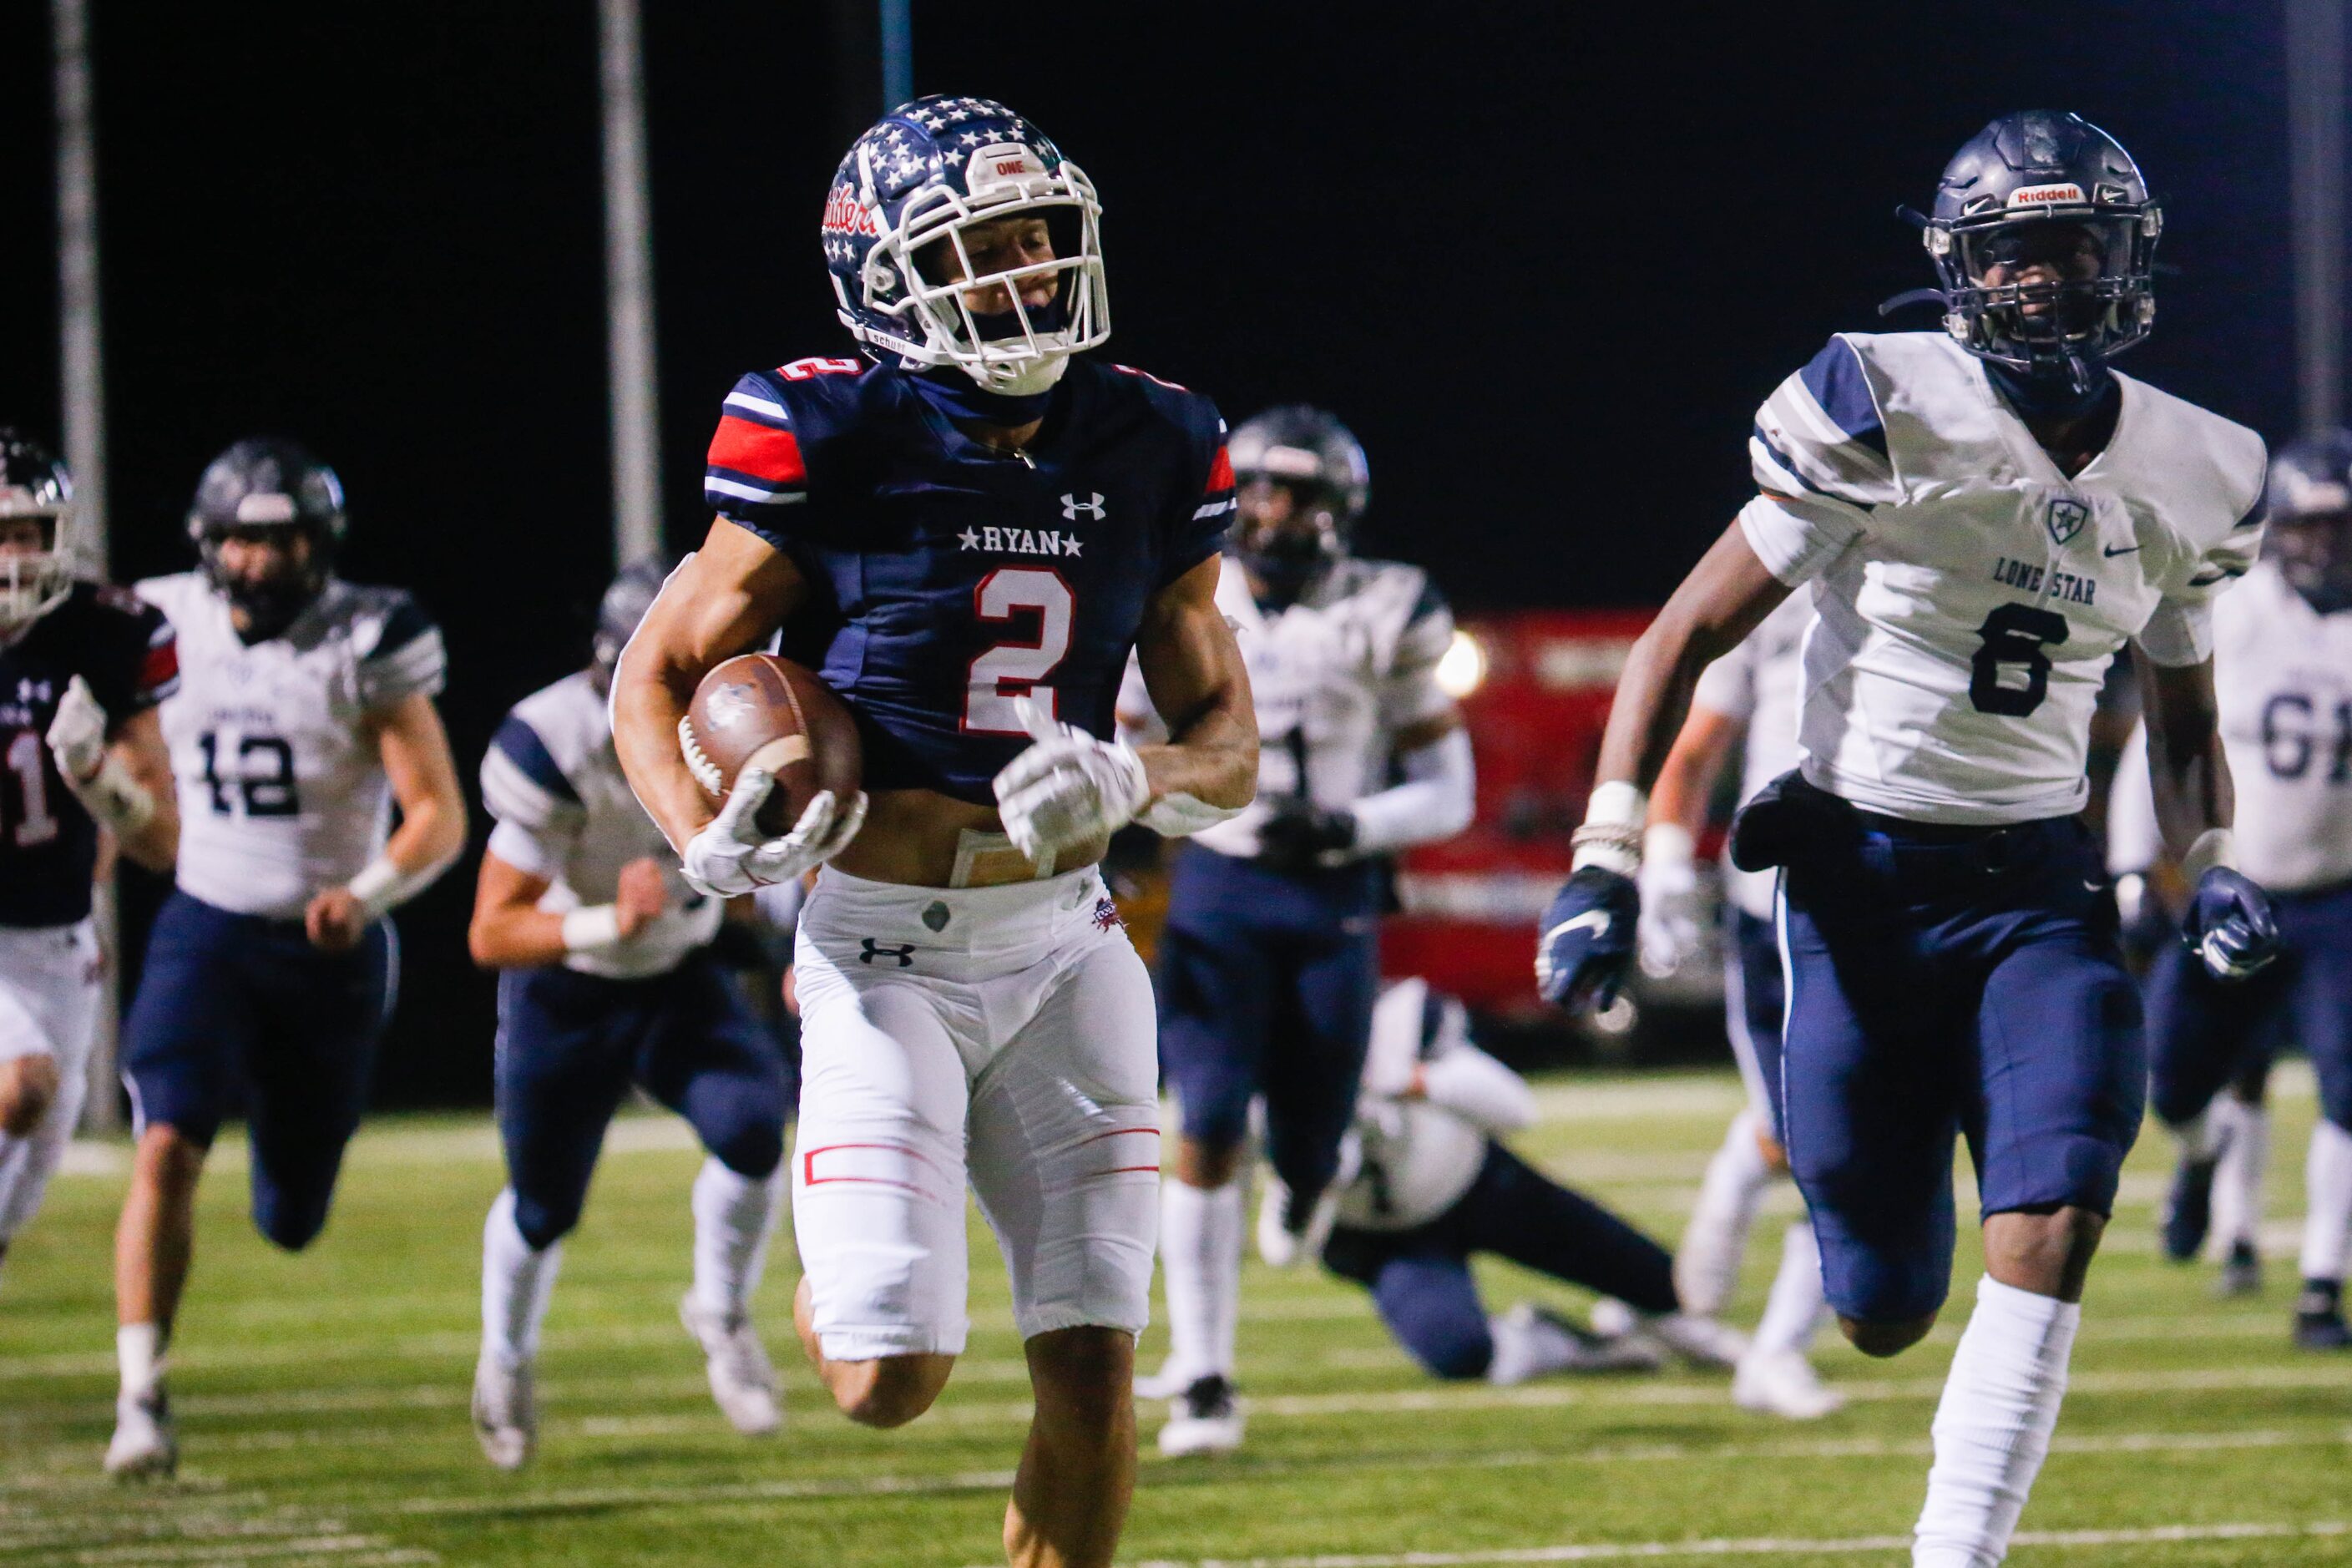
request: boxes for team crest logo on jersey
[2045,497,2090,547]
[1092,896,1123,933]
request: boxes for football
[679,653,862,837]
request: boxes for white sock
[118,1322,166,1397]
[2173,1105,2220,1162]
[2299,1120,2352,1284]
[1677,1109,1774,1316]
[0,1071,81,1245]
[690,1157,782,1318]
[1751,1219,1828,1358]
[2211,1097,2269,1255]
[1485,1309,1580,1386]
[1913,1275,2080,1568]
[1161,1177,1242,1381]
[481,1189,562,1371]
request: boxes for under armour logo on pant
[858,938,916,968]
[1060,491,1105,522]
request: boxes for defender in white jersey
[1536,114,2280,1565]
[0,432,179,1285]
[467,560,795,1469]
[1641,593,1841,1419]
[1320,979,1740,1385]
[2121,433,2352,1349]
[108,440,468,1479]
[1117,407,1475,1455]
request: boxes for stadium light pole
[2289,0,2347,437]
[54,0,121,1134]
[600,0,663,565]
[881,0,912,109]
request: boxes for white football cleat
[1158,1373,1245,1457]
[1257,1139,1358,1268]
[104,1385,177,1480]
[1732,1348,1844,1420]
[681,1294,783,1436]
[1675,1110,1771,1317]
[472,1353,536,1470]
[1485,1302,1665,1385]
[1133,1355,1191,1401]
[1591,1300,1749,1371]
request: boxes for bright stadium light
[1434,628,1488,698]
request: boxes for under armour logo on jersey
[858,938,916,968]
[1060,492,1105,522]
[2045,497,2089,547]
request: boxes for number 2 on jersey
[965,567,1074,734]
[198,730,301,817]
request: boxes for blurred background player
[1535,113,2279,1567]
[108,438,467,1478]
[0,431,178,1282]
[1640,593,1841,1419]
[467,558,797,1469]
[1120,406,1474,1456]
[1323,978,1740,1384]
[2119,431,2352,1348]
[612,97,1254,1568]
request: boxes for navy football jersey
[702,357,1234,802]
[0,582,180,926]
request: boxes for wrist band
[347,854,438,920]
[1642,822,1695,873]
[560,904,625,953]
[2181,827,2238,884]
[1571,781,1648,876]
[63,753,155,835]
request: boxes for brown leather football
[680,655,862,837]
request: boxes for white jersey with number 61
[137,573,447,919]
[1741,331,2266,826]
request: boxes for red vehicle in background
[1385,608,1727,1042]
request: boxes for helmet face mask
[1226,407,1372,603]
[827,98,1110,393]
[1926,112,2159,382]
[0,431,78,634]
[188,438,346,639]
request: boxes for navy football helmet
[1227,406,1370,600]
[822,95,1108,394]
[591,554,676,691]
[2267,431,2352,615]
[0,429,78,631]
[188,438,347,635]
[1925,111,2160,384]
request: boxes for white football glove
[1636,823,1702,979]
[992,697,1150,865]
[44,675,108,783]
[680,767,867,898]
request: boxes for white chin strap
[963,352,1070,397]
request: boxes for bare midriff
[827,787,1105,888]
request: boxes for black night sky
[0,2,2303,1104]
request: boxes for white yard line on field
[69,1536,432,1567]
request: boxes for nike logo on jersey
[2102,544,2142,557]
[1991,556,2098,606]
[957,525,1084,558]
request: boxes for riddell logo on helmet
[2007,182,2086,207]
[822,187,879,237]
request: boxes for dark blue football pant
[1157,845,1381,1201]
[1778,802,2144,1327]
[1321,1144,1679,1378]
[2148,878,2352,1136]
[122,891,395,1252]
[495,951,792,1251]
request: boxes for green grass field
[4,1066,2349,1567]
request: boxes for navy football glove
[2183,867,2280,983]
[1535,866,1641,1012]
[1255,795,1358,874]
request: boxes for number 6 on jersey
[965,567,1074,734]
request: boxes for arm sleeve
[1419,1005,1537,1135]
[1350,727,1474,854]
[1378,574,1457,731]
[703,371,814,553]
[355,592,448,709]
[1739,336,1897,586]
[1159,407,1235,589]
[479,712,586,849]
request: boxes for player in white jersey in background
[107,440,468,1478]
[1536,114,2279,1565]
[1120,407,1474,1455]
[1322,979,1740,1383]
[466,559,797,1468]
[1640,592,1840,1419]
[2115,432,2352,1348]
[0,432,179,1282]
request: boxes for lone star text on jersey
[1991,555,2099,606]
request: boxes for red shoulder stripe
[139,638,180,695]
[1205,446,1234,493]
[706,415,808,486]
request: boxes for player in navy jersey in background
[0,431,178,1285]
[612,99,1255,1568]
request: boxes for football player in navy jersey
[0,431,178,1284]
[613,98,1254,1568]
